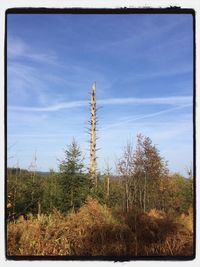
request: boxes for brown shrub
[124,208,193,256]
[138,223,193,256]
[125,209,180,244]
[148,208,166,219]
[178,207,193,233]
[57,197,135,256]
[81,223,135,256]
[7,201,194,257]
[7,197,135,256]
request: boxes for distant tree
[58,139,90,213]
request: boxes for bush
[124,208,193,256]
[7,201,194,257]
[7,197,135,256]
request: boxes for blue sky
[7,14,193,175]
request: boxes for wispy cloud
[9,100,88,112]
[131,66,192,81]
[88,16,187,53]
[8,36,57,64]
[101,104,192,131]
[99,96,192,106]
[8,95,192,112]
[8,134,68,138]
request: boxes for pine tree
[59,139,89,212]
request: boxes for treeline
[7,134,193,220]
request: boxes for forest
[7,133,194,258]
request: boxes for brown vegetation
[7,197,193,257]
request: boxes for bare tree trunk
[70,189,74,210]
[106,175,110,199]
[143,172,147,212]
[133,176,137,210]
[139,188,142,209]
[12,165,19,215]
[89,82,97,188]
[125,180,129,212]
[104,161,111,200]
[37,201,41,219]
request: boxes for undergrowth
[7,197,193,257]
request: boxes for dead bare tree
[89,82,98,188]
[104,160,112,200]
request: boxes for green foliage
[7,169,44,218]
[106,177,124,208]
[41,171,61,213]
[58,139,90,212]
[171,173,193,213]
[59,139,84,174]
[89,177,106,205]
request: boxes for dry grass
[177,207,193,233]
[7,198,194,257]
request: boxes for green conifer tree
[59,139,90,212]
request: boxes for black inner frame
[4,7,196,261]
